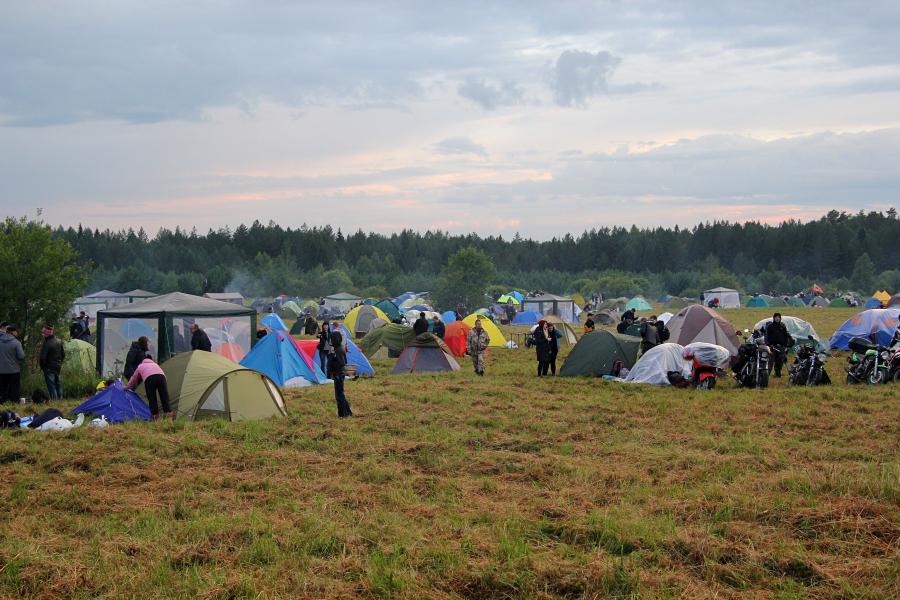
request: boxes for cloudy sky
[2,1,899,239]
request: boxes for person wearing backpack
[656,318,670,344]
[328,329,352,418]
[639,316,660,354]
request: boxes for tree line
[56,209,900,300]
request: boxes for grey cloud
[431,137,487,156]
[457,79,524,110]
[551,50,621,107]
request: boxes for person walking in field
[39,325,65,399]
[126,356,172,420]
[466,318,490,376]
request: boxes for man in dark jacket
[69,314,85,340]
[621,308,636,323]
[413,312,429,336]
[0,325,26,403]
[655,318,670,344]
[432,315,445,339]
[764,313,792,377]
[639,316,660,354]
[189,324,212,352]
[39,325,65,399]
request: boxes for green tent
[63,339,96,374]
[746,296,770,307]
[374,299,401,321]
[664,297,690,309]
[559,331,641,377]
[96,292,257,377]
[359,323,416,358]
[829,297,850,307]
[139,351,286,421]
[625,296,652,311]
[279,300,302,319]
[767,296,787,307]
[787,297,806,307]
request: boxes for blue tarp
[71,381,151,423]
[260,313,288,331]
[829,308,900,349]
[512,311,542,326]
[441,310,457,323]
[240,331,327,386]
[335,324,376,376]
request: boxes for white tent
[626,343,691,385]
[683,342,731,368]
[702,287,741,309]
[657,312,674,324]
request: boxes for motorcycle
[734,329,770,389]
[788,337,831,386]
[887,330,900,383]
[846,337,890,385]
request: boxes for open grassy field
[1,307,897,599]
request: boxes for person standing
[317,322,332,375]
[764,313,792,377]
[328,329,352,417]
[413,312,429,335]
[127,356,172,420]
[189,323,212,352]
[432,315,446,339]
[0,325,25,403]
[534,320,551,377]
[655,317,670,344]
[466,318,490,376]
[547,322,560,375]
[78,311,92,340]
[39,325,65,400]
[124,336,150,380]
[640,316,660,354]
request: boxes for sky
[1,1,899,239]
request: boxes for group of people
[531,320,561,376]
[412,312,445,338]
[613,308,670,353]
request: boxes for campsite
[1,298,898,599]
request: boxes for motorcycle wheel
[846,372,859,385]
[892,370,900,383]
[758,369,769,389]
[698,377,716,390]
[867,369,886,385]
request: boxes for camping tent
[63,339,96,374]
[665,304,740,355]
[746,296,770,308]
[764,295,787,307]
[125,289,158,303]
[301,300,320,318]
[753,316,827,353]
[260,313,288,331]
[440,310,457,323]
[702,288,740,308]
[657,294,673,304]
[559,331,641,377]
[278,300,303,320]
[96,292,256,377]
[571,292,587,308]
[625,296,652,312]
[359,323,416,358]
[322,292,362,314]
[512,311,542,326]
[863,297,884,309]
[497,294,520,305]
[828,308,900,350]
[829,297,850,308]
[874,290,891,305]
[787,297,806,307]
[141,351,286,421]
[443,321,472,357]
[657,312,674,324]
[888,294,900,308]
[345,305,390,338]
[664,297,690,309]
[593,310,618,326]
[71,381,151,423]
[462,314,506,346]
[809,296,831,307]
[522,293,577,323]
[625,343,691,385]
[544,315,578,345]
[392,334,460,374]
[375,300,401,321]
[240,331,328,387]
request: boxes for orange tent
[443,321,472,357]
[811,283,824,295]
[213,342,246,362]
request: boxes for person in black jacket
[639,316,660,354]
[534,320,551,376]
[124,336,150,380]
[432,315,445,339]
[39,325,65,399]
[189,324,212,352]
[317,322,332,375]
[413,312,429,336]
[328,330,352,417]
[655,318,670,344]
[764,313,792,377]
[547,323,560,375]
[621,308,636,323]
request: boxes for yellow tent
[874,290,891,305]
[462,313,507,347]
[571,293,587,308]
[344,304,390,337]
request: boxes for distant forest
[57,209,900,300]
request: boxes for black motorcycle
[788,338,831,386]
[734,329,770,388]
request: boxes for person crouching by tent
[317,322,332,375]
[126,356,172,420]
[583,313,595,334]
[547,322,560,375]
[304,314,318,335]
[466,318,490,376]
[328,329,352,418]
[534,320,552,377]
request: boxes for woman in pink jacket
[127,357,172,419]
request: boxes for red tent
[443,321,471,357]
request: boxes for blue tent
[829,308,900,349]
[393,292,416,305]
[746,296,770,308]
[118,318,155,339]
[240,331,327,386]
[335,324,376,376]
[260,313,288,331]
[375,300,401,321]
[863,297,883,309]
[71,381,151,423]
[512,311,542,326]
[441,310,457,323]
[507,291,525,303]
